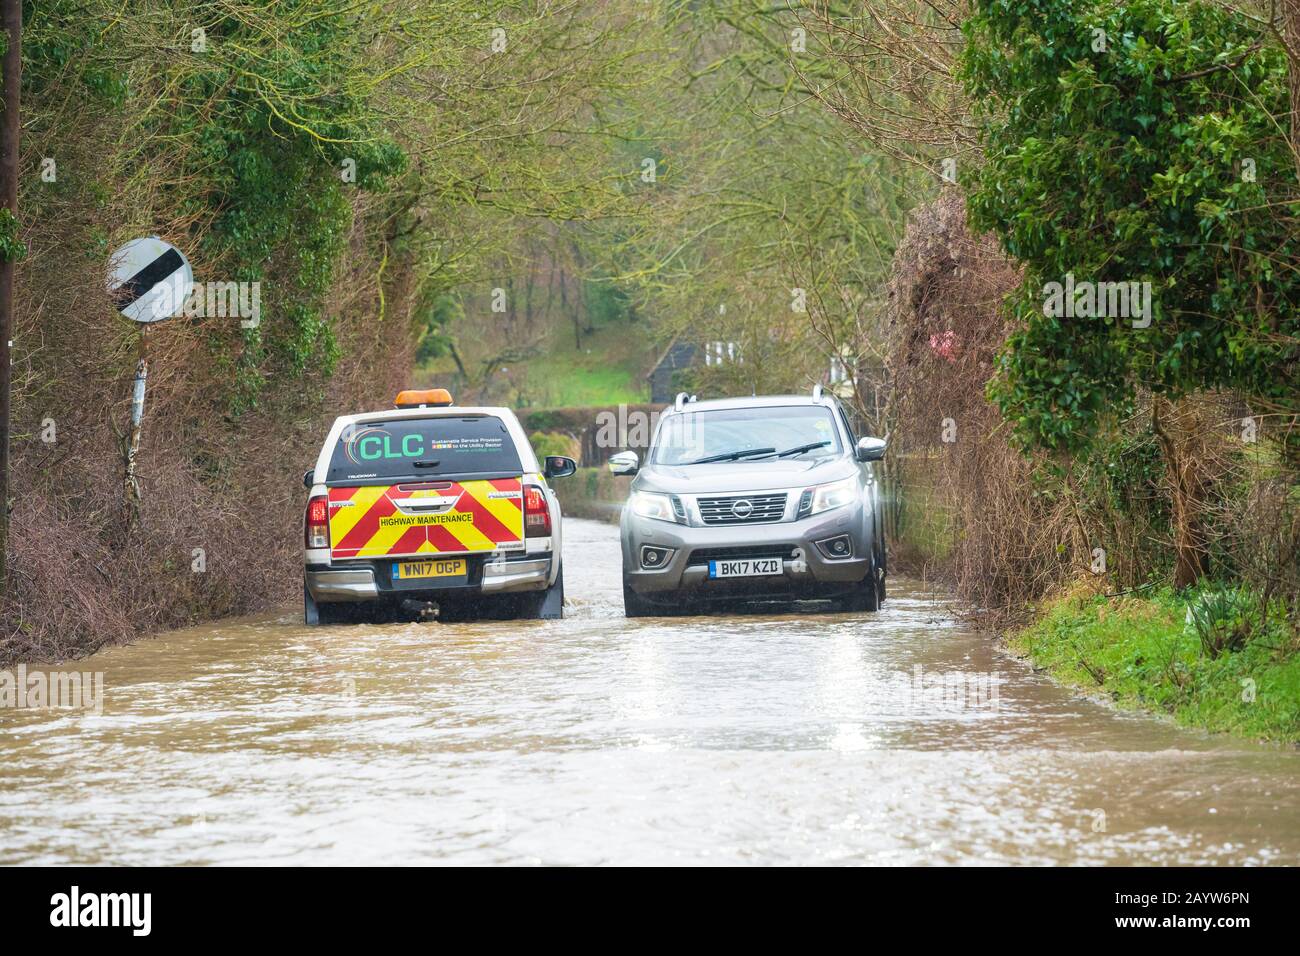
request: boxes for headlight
[803,477,858,517]
[630,491,682,523]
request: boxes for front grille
[696,493,787,525]
[688,545,797,565]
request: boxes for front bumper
[622,504,872,599]
[306,554,552,603]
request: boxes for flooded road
[2,519,1297,865]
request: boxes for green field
[519,350,648,407]
[419,323,651,409]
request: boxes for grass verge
[1009,585,1300,744]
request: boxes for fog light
[641,545,674,569]
[815,534,853,560]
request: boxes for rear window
[326,415,523,484]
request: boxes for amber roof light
[394,388,454,408]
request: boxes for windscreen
[652,405,842,465]
[327,416,522,483]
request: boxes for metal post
[123,326,150,521]
[0,0,22,596]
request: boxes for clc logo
[344,427,423,464]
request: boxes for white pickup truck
[302,388,575,625]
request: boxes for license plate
[708,558,783,579]
[393,558,466,580]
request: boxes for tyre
[304,581,353,626]
[838,555,880,613]
[622,580,659,617]
[517,565,564,620]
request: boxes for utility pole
[0,0,21,598]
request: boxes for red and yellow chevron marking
[327,477,524,559]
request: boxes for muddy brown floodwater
[1,519,1297,865]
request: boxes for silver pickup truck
[610,387,887,617]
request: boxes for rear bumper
[306,568,379,601]
[306,553,552,602]
[480,558,551,593]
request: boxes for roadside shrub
[884,193,1300,630]
[1185,586,1257,659]
[1215,450,1300,626]
[884,190,1073,615]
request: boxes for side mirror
[608,451,639,476]
[302,469,315,489]
[855,437,887,463]
[544,455,577,479]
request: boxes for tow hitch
[399,598,440,622]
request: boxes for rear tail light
[305,494,330,549]
[524,485,551,537]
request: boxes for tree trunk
[1152,396,1208,589]
[1284,1,1300,176]
[560,267,577,349]
[0,0,22,598]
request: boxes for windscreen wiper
[769,440,831,458]
[685,447,776,465]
